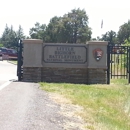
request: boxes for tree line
[0,24,26,49]
[98,20,130,45]
[0,8,130,48]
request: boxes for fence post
[107,45,110,84]
[129,49,130,84]
[17,39,23,81]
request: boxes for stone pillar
[87,41,108,84]
[22,39,43,82]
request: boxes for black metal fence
[107,45,130,84]
[17,39,23,81]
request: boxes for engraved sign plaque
[43,45,87,64]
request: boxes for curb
[7,60,17,65]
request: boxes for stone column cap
[23,39,43,44]
[87,41,108,45]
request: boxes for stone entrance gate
[23,39,108,84]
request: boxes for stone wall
[23,67,107,84]
[87,68,107,84]
[41,67,88,84]
[23,67,42,82]
[23,67,88,84]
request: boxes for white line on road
[0,81,11,91]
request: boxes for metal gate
[107,45,130,84]
[17,39,23,81]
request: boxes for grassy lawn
[40,79,130,130]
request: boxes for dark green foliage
[117,20,130,44]
[29,22,46,40]
[101,30,118,45]
[30,8,92,43]
[0,24,25,49]
[0,43,3,47]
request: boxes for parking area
[0,47,17,61]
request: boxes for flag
[101,20,103,28]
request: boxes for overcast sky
[0,0,129,38]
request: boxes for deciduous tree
[29,8,92,43]
[101,30,117,45]
[117,20,130,44]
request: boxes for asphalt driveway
[0,61,86,130]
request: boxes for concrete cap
[87,41,108,45]
[23,39,43,44]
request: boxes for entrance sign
[43,45,87,64]
[23,40,108,84]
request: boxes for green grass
[40,79,130,130]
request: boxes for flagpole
[101,19,103,41]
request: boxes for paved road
[0,61,85,130]
[0,61,17,88]
[0,61,64,130]
[0,82,66,130]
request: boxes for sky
[0,0,129,38]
